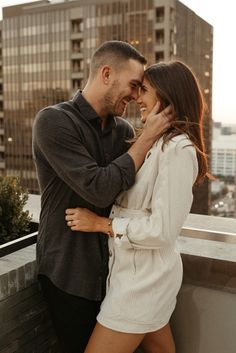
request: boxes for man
[33,41,170,353]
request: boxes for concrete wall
[136,282,236,353]
[0,245,59,353]
[172,284,236,353]
[1,237,236,353]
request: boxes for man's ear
[101,65,111,85]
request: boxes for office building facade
[0,21,4,176]
[2,0,212,213]
[212,136,236,177]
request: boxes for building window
[72,39,83,53]
[156,7,164,23]
[170,7,175,22]
[71,19,83,33]
[155,51,164,62]
[72,59,83,72]
[72,79,82,90]
[155,29,164,45]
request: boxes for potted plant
[0,176,32,245]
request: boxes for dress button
[116,234,123,239]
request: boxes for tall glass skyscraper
[0,21,4,176]
[1,0,213,213]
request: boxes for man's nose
[136,92,142,104]
[131,87,140,100]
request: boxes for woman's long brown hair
[144,61,209,185]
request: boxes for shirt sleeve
[32,108,135,208]
[112,141,198,249]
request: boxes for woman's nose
[136,94,142,104]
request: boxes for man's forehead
[117,58,144,84]
[128,59,144,70]
[128,60,144,80]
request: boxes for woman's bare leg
[84,322,145,353]
[141,323,175,353]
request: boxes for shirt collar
[72,90,117,130]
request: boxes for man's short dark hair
[90,40,147,77]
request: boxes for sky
[0,0,236,124]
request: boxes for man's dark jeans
[39,275,101,353]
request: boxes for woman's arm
[65,208,114,236]
[111,140,198,249]
[66,139,198,250]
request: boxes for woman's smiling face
[136,78,161,123]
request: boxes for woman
[65,61,209,353]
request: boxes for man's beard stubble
[101,80,123,117]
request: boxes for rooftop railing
[1,194,236,258]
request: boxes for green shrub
[0,176,32,245]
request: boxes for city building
[1,0,213,214]
[210,123,236,218]
[212,126,236,177]
[221,126,236,135]
[0,21,4,176]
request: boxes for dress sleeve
[33,108,135,208]
[112,141,198,249]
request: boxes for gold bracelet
[107,219,113,237]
